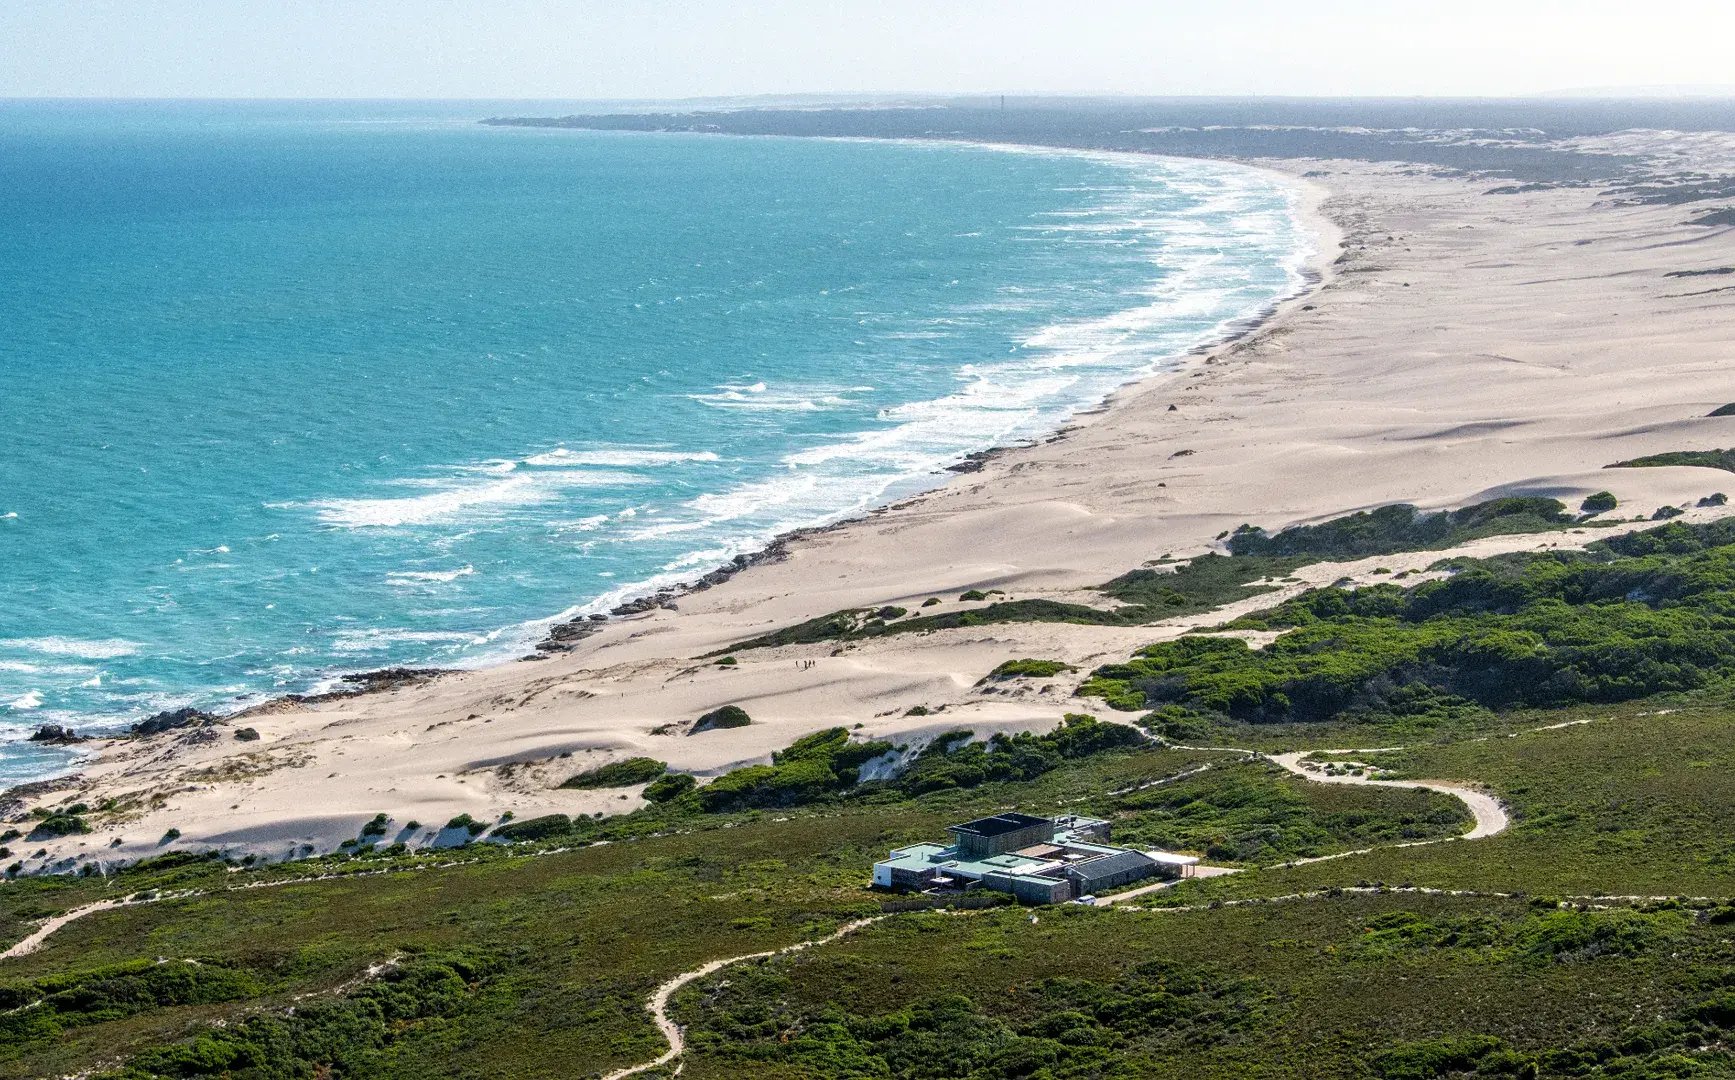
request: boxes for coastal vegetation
[1607,448,1735,472]
[691,705,753,734]
[1580,490,1618,514]
[1083,517,1735,738]
[1223,496,1580,559]
[9,517,1735,1075]
[982,658,1075,680]
[560,756,668,789]
[728,497,1604,652]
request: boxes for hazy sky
[3,0,1733,100]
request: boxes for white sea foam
[688,382,869,412]
[0,637,140,660]
[6,691,43,711]
[330,628,488,654]
[306,470,645,528]
[1,512,16,520]
[523,448,721,467]
[386,566,476,586]
[558,147,1313,636]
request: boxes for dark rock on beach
[131,707,220,737]
[535,541,799,655]
[27,724,88,745]
[338,667,447,693]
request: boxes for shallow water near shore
[0,100,1310,773]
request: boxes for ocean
[0,100,1311,782]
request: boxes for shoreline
[10,143,1328,772]
[11,150,1735,875]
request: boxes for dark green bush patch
[99,952,496,1079]
[696,727,893,813]
[1608,448,1735,473]
[559,756,668,789]
[0,959,265,1047]
[1581,490,1618,514]
[982,658,1076,681]
[491,814,573,843]
[643,772,698,803]
[677,955,1270,1077]
[1227,497,1576,560]
[690,705,753,735]
[1083,516,1735,728]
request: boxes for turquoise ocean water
[0,100,1310,781]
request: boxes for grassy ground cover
[1082,517,1735,740]
[726,498,1606,653]
[10,514,1735,1076]
[0,736,1478,1080]
[670,889,1735,1079]
[0,737,1466,1079]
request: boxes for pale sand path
[12,156,1735,870]
[599,915,889,1080]
[1,899,126,960]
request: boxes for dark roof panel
[950,812,1051,837]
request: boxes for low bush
[642,773,697,804]
[1609,448,1735,473]
[560,757,668,789]
[1228,497,1575,560]
[697,728,893,813]
[492,814,573,843]
[983,658,1075,680]
[445,814,487,836]
[106,952,496,1079]
[690,705,752,735]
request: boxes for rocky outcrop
[27,724,88,745]
[130,707,220,737]
[533,541,798,654]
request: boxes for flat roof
[950,812,1051,838]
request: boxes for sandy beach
[14,154,1735,871]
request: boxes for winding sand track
[599,916,889,1080]
[2,899,128,960]
[1270,749,1508,839]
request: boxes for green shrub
[359,813,389,838]
[559,757,668,789]
[491,814,573,843]
[714,655,738,666]
[642,773,698,804]
[1084,516,1735,726]
[984,658,1075,680]
[1580,490,1618,514]
[0,958,266,1045]
[1374,1035,1509,1079]
[690,705,753,734]
[445,814,487,836]
[697,727,894,813]
[1609,448,1735,473]
[1228,497,1575,560]
[110,953,495,1078]
[27,812,90,840]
